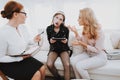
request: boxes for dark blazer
[46,24,70,54]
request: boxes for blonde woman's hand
[72,40,87,48]
[68,26,77,33]
[71,40,80,46]
[68,25,80,39]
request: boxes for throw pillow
[117,40,120,49]
[110,32,120,49]
[104,33,113,52]
[72,45,83,56]
[40,32,50,51]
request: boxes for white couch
[1,29,120,80]
[33,29,120,80]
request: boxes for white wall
[0,0,120,36]
[88,0,120,30]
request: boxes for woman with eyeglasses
[0,1,45,80]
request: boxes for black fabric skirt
[0,57,43,80]
[48,50,70,56]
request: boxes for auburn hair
[1,1,23,19]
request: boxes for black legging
[47,51,70,80]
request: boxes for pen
[21,51,25,55]
[38,31,44,46]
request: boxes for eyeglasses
[19,12,27,16]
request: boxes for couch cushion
[33,51,64,70]
[34,51,120,78]
[117,40,120,49]
[33,51,48,63]
[110,32,120,49]
[104,33,113,51]
[72,45,83,56]
[88,60,120,76]
[40,32,50,51]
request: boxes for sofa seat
[31,30,120,80]
[88,60,120,80]
[33,51,120,80]
[89,60,120,76]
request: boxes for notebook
[9,46,41,57]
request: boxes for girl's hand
[50,38,56,43]
[61,39,67,44]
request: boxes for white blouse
[0,25,33,63]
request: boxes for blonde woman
[69,8,107,79]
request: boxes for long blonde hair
[80,8,99,40]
